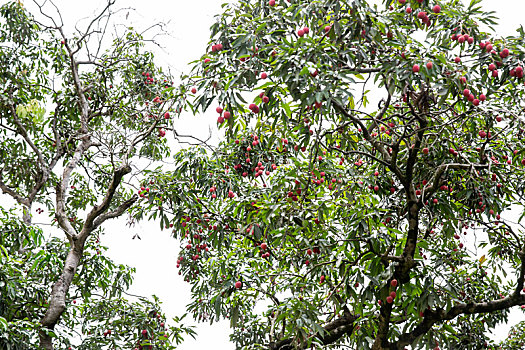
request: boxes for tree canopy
[2,0,525,349]
[0,1,192,349]
[141,0,525,349]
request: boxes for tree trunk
[39,243,84,349]
[22,203,32,225]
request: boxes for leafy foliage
[498,320,525,349]
[141,0,525,349]
[0,1,193,349]
[0,207,195,349]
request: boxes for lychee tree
[0,1,193,349]
[143,0,525,349]
[0,207,193,350]
[497,320,525,349]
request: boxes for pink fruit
[426,61,433,69]
[297,29,305,37]
[269,0,275,6]
[216,106,223,114]
[235,281,242,289]
[454,57,461,63]
[224,111,231,119]
[260,72,268,79]
[191,87,197,94]
[391,279,398,287]
[433,5,441,13]
[386,296,393,303]
[412,64,420,72]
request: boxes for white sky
[2,0,525,349]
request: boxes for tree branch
[0,171,29,207]
[392,294,525,349]
[80,163,132,240]
[331,99,405,183]
[6,96,45,168]
[269,313,358,350]
[92,194,137,230]
[422,162,491,203]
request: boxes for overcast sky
[3,0,525,349]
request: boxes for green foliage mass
[138,0,525,349]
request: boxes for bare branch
[55,138,94,240]
[72,0,116,55]
[92,194,137,230]
[80,163,132,241]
